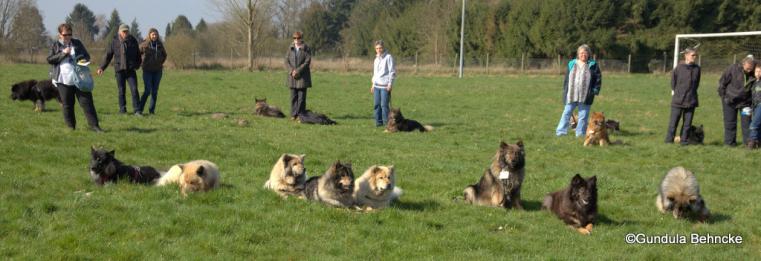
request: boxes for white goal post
[673,31,761,69]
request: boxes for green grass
[1,64,759,259]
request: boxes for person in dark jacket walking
[138,28,167,115]
[555,44,602,137]
[747,64,761,149]
[285,31,312,120]
[97,24,143,116]
[665,48,701,144]
[47,23,102,132]
[717,55,754,146]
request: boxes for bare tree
[274,0,309,39]
[209,0,273,71]
[0,0,20,42]
[8,0,45,63]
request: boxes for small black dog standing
[89,146,161,185]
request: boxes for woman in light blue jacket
[370,40,396,127]
[555,44,602,137]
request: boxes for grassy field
[1,63,759,259]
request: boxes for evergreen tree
[130,18,141,40]
[196,18,207,33]
[171,15,193,36]
[65,3,97,42]
[104,9,122,43]
[165,23,171,37]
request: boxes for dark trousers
[722,101,751,146]
[58,84,100,129]
[665,107,695,144]
[290,88,307,117]
[139,70,162,114]
[116,69,140,113]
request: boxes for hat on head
[119,24,129,32]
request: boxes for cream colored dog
[156,160,220,196]
[263,154,307,198]
[353,165,403,210]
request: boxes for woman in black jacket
[47,23,102,132]
[665,48,700,144]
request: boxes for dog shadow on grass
[393,199,440,212]
[706,212,731,224]
[123,127,158,133]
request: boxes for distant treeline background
[1,0,761,73]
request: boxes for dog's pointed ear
[178,164,185,171]
[500,141,509,149]
[91,145,96,153]
[388,165,395,172]
[282,154,293,163]
[344,161,352,169]
[107,150,115,157]
[587,176,597,187]
[196,166,205,177]
[571,174,584,187]
[516,139,524,148]
[299,154,306,161]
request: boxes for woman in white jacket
[370,40,396,127]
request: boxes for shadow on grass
[520,200,545,211]
[707,212,731,224]
[612,129,650,137]
[334,113,372,120]
[176,111,245,118]
[427,122,447,128]
[394,199,440,212]
[219,183,235,190]
[123,127,158,133]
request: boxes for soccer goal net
[673,31,761,70]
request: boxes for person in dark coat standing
[665,48,701,144]
[97,24,143,116]
[138,28,167,115]
[47,23,102,132]
[717,55,754,146]
[285,31,312,120]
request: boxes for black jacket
[47,38,90,81]
[139,40,167,72]
[671,63,701,108]
[99,34,142,72]
[718,63,752,108]
[285,43,312,89]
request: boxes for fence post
[557,54,561,70]
[627,54,631,73]
[486,53,489,74]
[662,51,667,73]
[230,48,233,68]
[193,49,197,69]
[414,52,418,72]
[521,53,525,72]
[698,55,701,66]
[453,54,458,75]
[733,54,737,64]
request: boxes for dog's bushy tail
[391,186,404,201]
[423,125,434,131]
[156,164,182,186]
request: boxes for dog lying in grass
[254,98,285,118]
[156,160,220,197]
[353,165,403,210]
[89,146,161,186]
[302,161,354,207]
[264,153,307,198]
[463,140,526,209]
[542,174,598,235]
[385,107,433,132]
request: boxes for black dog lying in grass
[297,110,337,125]
[89,146,161,186]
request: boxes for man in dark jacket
[717,55,754,146]
[285,31,312,120]
[665,48,701,144]
[97,24,143,116]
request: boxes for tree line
[1,0,760,72]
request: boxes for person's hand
[63,47,71,54]
[388,85,392,94]
[291,70,297,77]
[96,68,103,76]
[370,86,374,93]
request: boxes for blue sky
[37,0,220,37]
